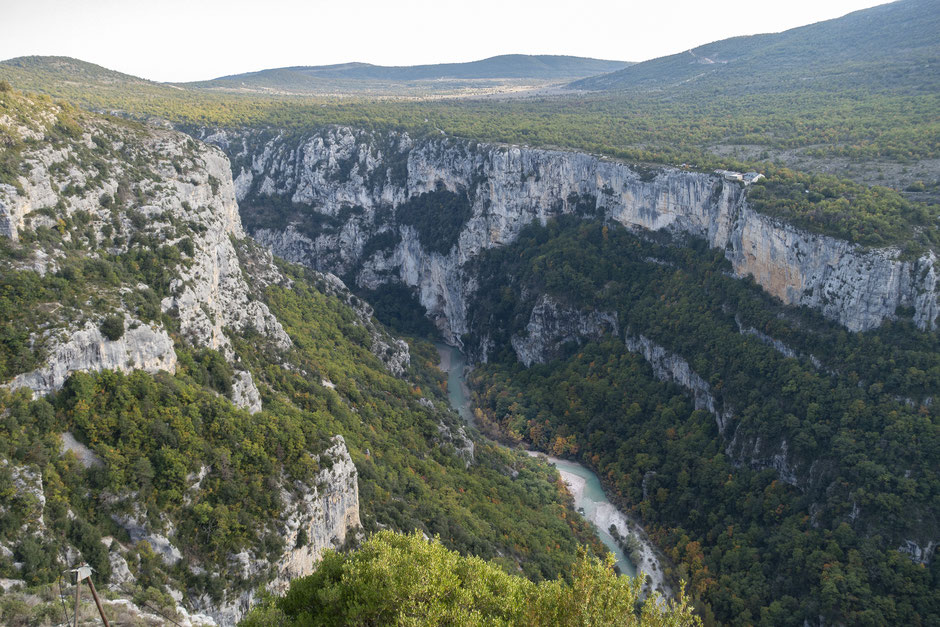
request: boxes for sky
[0,0,891,82]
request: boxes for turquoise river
[437,343,637,577]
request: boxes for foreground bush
[241,530,699,626]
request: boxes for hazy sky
[1,0,890,82]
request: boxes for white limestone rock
[7,319,177,396]
[270,435,361,593]
[900,539,936,565]
[60,431,103,468]
[1,101,292,399]
[511,294,619,366]
[231,369,262,413]
[219,128,939,338]
[112,507,183,565]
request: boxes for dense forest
[463,218,939,625]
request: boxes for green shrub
[99,315,125,341]
[242,531,700,627]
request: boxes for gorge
[437,341,671,597]
[206,126,939,343]
[0,7,938,619]
[197,123,938,623]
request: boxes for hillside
[0,87,606,625]
[241,531,699,626]
[0,55,174,99]
[191,55,632,93]
[571,0,940,93]
[0,55,631,101]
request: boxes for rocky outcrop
[213,128,938,341]
[1,102,292,399]
[900,539,936,565]
[271,435,361,592]
[191,436,361,625]
[436,421,475,468]
[7,319,177,396]
[111,507,184,565]
[4,462,46,531]
[74,436,358,627]
[231,369,263,413]
[625,334,733,433]
[60,431,103,468]
[511,295,619,366]
[135,141,293,357]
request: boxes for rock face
[8,319,177,396]
[189,436,361,626]
[154,146,292,357]
[624,334,733,434]
[0,103,291,408]
[272,436,361,592]
[208,127,938,341]
[900,539,937,565]
[231,369,263,413]
[511,295,619,366]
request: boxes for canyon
[207,126,938,346]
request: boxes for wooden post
[73,569,81,627]
[72,564,109,626]
[85,576,111,627]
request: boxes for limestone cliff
[0,99,290,410]
[271,436,361,592]
[207,127,938,341]
[511,295,619,366]
[9,318,177,396]
[0,96,363,625]
[190,436,361,625]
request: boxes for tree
[241,531,701,626]
[99,315,125,341]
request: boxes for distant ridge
[0,54,632,98]
[188,55,633,92]
[570,0,939,93]
[0,56,156,87]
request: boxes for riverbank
[436,343,671,598]
[528,451,671,598]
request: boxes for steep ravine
[207,127,938,572]
[205,126,938,341]
[437,343,670,597]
